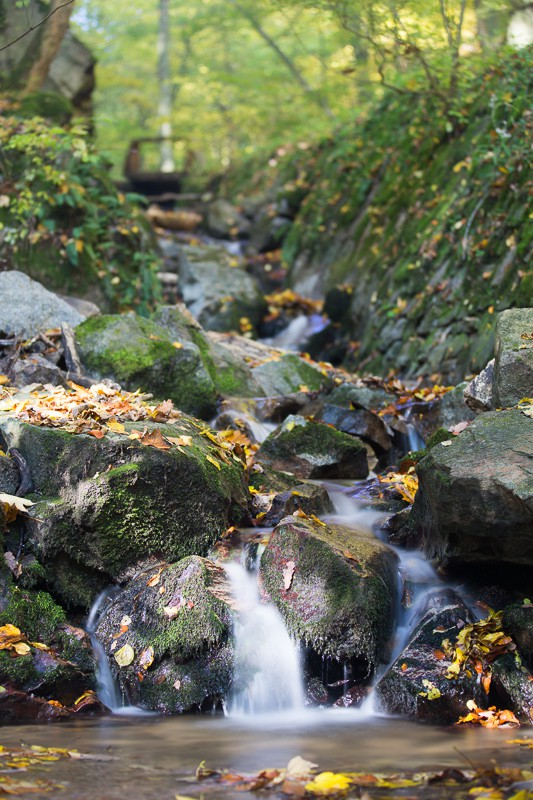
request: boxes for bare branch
[0,0,76,54]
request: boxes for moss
[0,584,66,641]
[0,650,39,687]
[406,426,454,463]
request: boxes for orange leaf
[140,429,171,449]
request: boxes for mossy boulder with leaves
[259,515,398,672]
[95,556,234,713]
[0,415,249,608]
[256,414,368,480]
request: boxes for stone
[252,354,329,397]
[410,409,533,569]
[60,295,101,318]
[502,602,533,671]
[10,354,68,389]
[178,251,266,334]
[0,415,249,607]
[464,360,495,413]
[76,312,218,419]
[0,455,19,494]
[493,308,533,408]
[315,404,392,456]
[204,198,250,239]
[261,483,333,527]
[259,515,398,671]
[491,654,533,725]
[256,415,368,480]
[0,271,84,338]
[95,557,234,713]
[374,593,486,724]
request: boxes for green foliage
[0,103,160,313]
[0,584,66,642]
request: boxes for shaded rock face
[464,360,495,413]
[252,354,328,397]
[259,516,398,674]
[374,595,485,724]
[493,308,533,408]
[0,416,248,608]
[0,271,84,338]
[256,415,368,480]
[502,603,533,671]
[410,409,533,569]
[491,653,533,725]
[95,557,234,713]
[314,404,392,456]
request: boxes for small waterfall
[225,559,305,715]
[86,589,122,711]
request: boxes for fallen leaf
[140,429,171,449]
[166,435,193,447]
[163,606,180,620]
[139,646,154,671]
[106,420,126,434]
[286,756,318,777]
[114,644,135,666]
[306,771,352,795]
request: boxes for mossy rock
[411,409,533,569]
[259,515,398,670]
[252,354,329,397]
[0,416,249,607]
[502,602,533,671]
[75,312,218,419]
[493,308,533,408]
[95,556,234,713]
[256,414,368,480]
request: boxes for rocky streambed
[0,261,531,728]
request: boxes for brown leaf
[140,429,171,449]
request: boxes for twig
[0,0,77,54]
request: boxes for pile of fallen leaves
[457,700,519,729]
[263,289,323,322]
[0,623,48,658]
[378,466,419,504]
[442,608,517,693]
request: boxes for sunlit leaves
[378,468,419,504]
[114,643,135,666]
[457,700,519,728]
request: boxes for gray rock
[464,360,495,413]
[375,594,486,724]
[10,354,68,389]
[491,654,533,725]
[0,272,84,338]
[60,296,101,318]
[411,409,533,568]
[493,308,533,408]
[95,557,233,713]
[0,455,19,495]
[316,404,392,455]
[252,354,329,397]
[259,515,398,670]
[261,482,333,526]
[502,602,533,671]
[256,414,368,480]
[204,198,250,239]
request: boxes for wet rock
[0,416,248,607]
[0,271,84,338]
[464,360,495,413]
[76,312,218,418]
[493,308,533,408]
[259,515,398,672]
[95,556,234,713]
[262,483,333,527]
[374,595,486,724]
[328,382,395,412]
[411,409,533,569]
[502,602,533,670]
[245,207,290,254]
[178,247,265,333]
[204,198,250,239]
[253,394,309,423]
[315,404,392,456]
[256,415,368,480]
[0,689,72,722]
[252,354,328,398]
[491,654,533,724]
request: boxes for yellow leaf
[0,375,9,385]
[172,341,184,349]
[12,641,31,656]
[306,772,352,795]
[114,644,134,667]
[107,420,126,434]
[139,646,154,671]
[0,624,21,639]
[205,455,221,470]
[166,435,193,447]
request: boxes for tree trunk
[158,0,174,172]
[24,0,74,94]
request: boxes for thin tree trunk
[158,0,174,172]
[23,0,74,94]
[227,0,333,117]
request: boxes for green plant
[0,102,161,313]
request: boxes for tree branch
[0,0,76,54]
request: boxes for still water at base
[1,713,530,800]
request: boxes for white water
[225,559,305,715]
[85,589,122,711]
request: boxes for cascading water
[225,558,305,715]
[86,589,122,711]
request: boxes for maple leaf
[139,429,171,449]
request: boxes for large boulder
[0,415,249,607]
[95,557,234,713]
[259,515,398,673]
[0,271,85,337]
[256,415,368,480]
[410,409,533,569]
[178,246,266,334]
[252,353,329,397]
[493,308,533,408]
[76,312,219,418]
[374,593,486,724]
